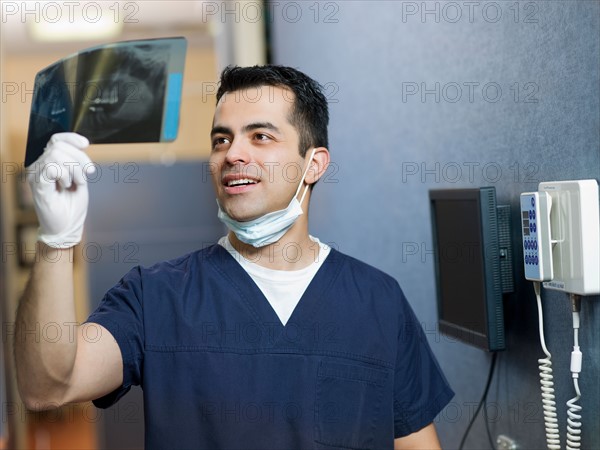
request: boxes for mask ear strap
[295,148,317,204]
[298,183,311,206]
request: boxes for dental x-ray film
[24,37,187,167]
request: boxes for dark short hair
[216,65,329,157]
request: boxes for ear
[305,147,330,185]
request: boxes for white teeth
[227,178,257,187]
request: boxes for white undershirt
[218,235,331,325]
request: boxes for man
[15,65,453,449]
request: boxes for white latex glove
[27,133,95,249]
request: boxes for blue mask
[217,149,316,248]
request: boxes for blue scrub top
[87,244,454,449]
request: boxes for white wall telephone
[520,179,599,450]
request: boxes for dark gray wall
[270,1,599,448]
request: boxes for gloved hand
[27,133,95,249]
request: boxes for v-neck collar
[206,244,345,346]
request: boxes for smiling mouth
[225,178,259,187]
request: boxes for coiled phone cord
[534,281,561,449]
[566,295,582,450]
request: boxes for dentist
[15,65,453,450]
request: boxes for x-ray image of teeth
[25,37,187,167]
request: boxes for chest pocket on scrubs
[314,359,389,449]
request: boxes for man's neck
[227,220,320,271]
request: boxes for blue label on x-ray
[163,72,183,141]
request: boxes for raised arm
[14,133,123,410]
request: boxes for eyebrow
[243,122,281,134]
[210,126,231,137]
[210,122,282,137]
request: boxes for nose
[224,139,251,166]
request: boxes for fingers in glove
[28,133,94,193]
[49,132,90,149]
[49,142,95,188]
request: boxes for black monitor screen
[433,199,486,336]
[429,187,506,351]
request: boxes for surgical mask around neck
[217,149,316,248]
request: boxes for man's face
[209,86,307,222]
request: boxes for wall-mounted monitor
[429,187,513,351]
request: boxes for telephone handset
[520,191,553,282]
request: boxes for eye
[254,133,271,142]
[212,136,230,149]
